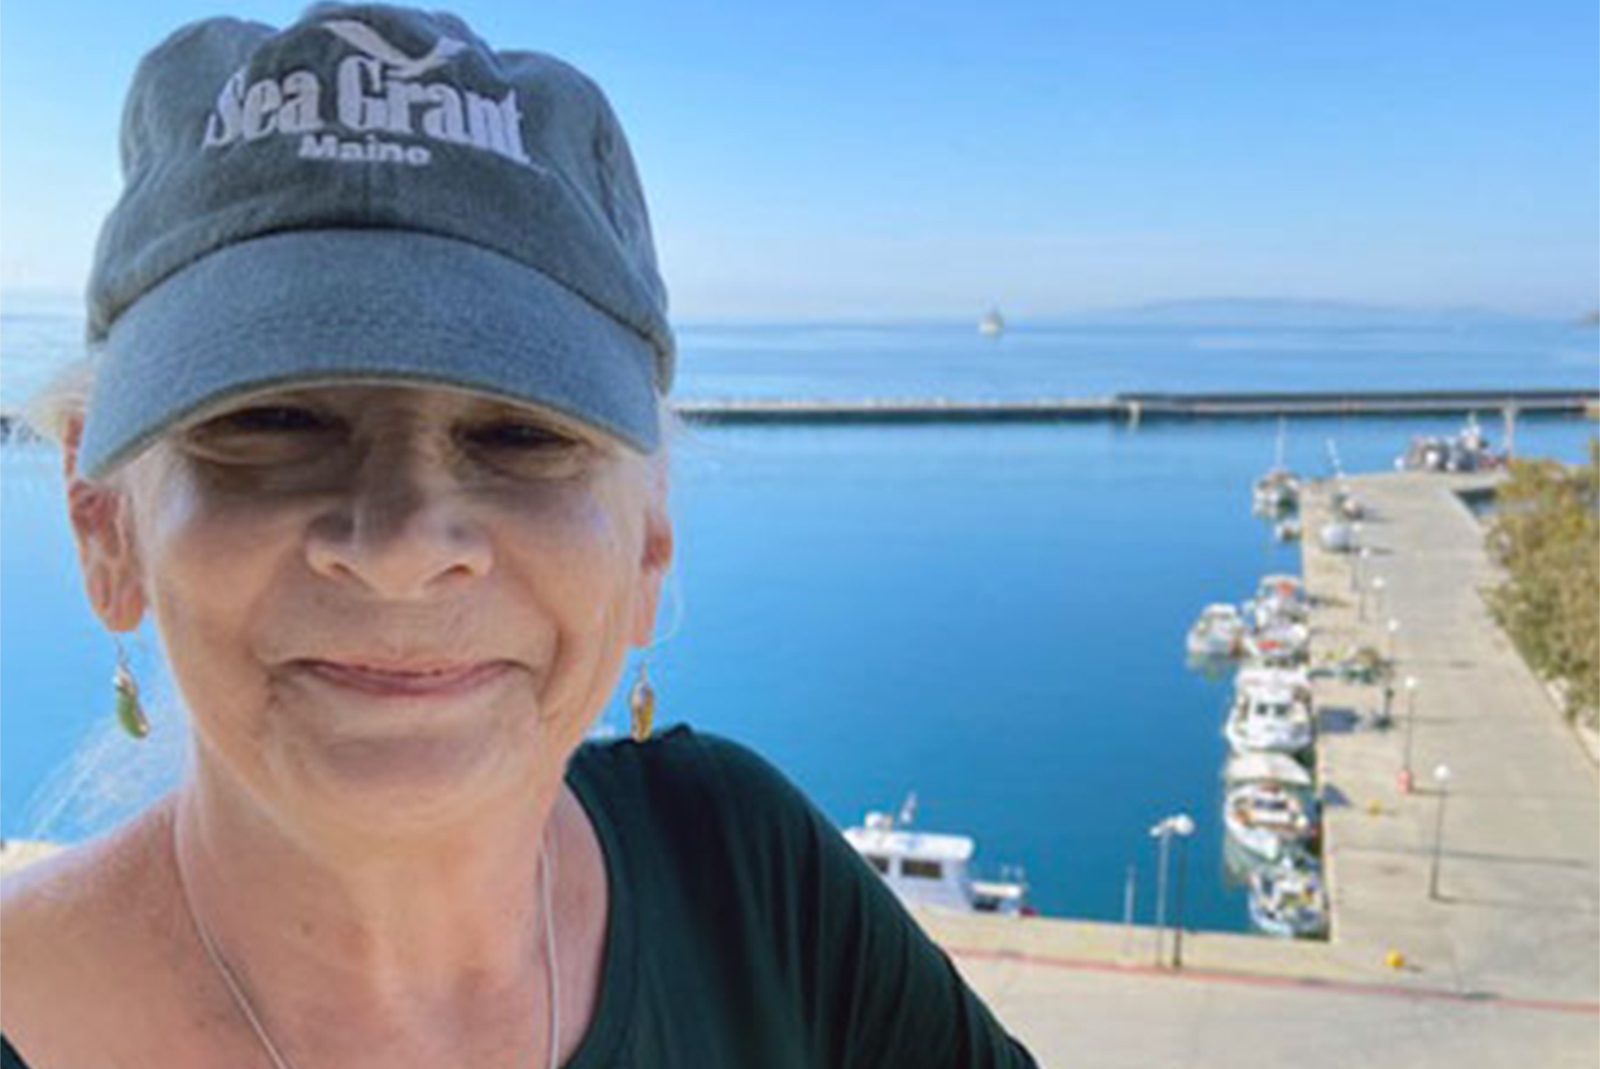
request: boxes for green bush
[1485,439,1600,726]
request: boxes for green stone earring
[629,658,655,743]
[113,637,150,740]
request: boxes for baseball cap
[78,2,674,479]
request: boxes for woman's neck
[166,766,568,1057]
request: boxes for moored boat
[843,796,1033,916]
[1248,863,1329,938]
[1187,603,1246,659]
[1223,752,1317,862]
[1224,683,1315,756]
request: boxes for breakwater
[3,389,1593,442]
[674,389,1597,426]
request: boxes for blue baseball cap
[79,3,675,479]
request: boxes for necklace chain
[172,819,560,1069]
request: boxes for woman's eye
[464,421,579,451]
[203,405,332,435]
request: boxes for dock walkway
[913,470,1598,1066]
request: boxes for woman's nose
[304,462,493,599]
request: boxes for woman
[0,6,1038,1068]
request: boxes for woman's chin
[275,726,535,834]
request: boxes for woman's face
[68,384,673,833]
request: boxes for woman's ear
[62,417,147,632]
[630,497,674,648]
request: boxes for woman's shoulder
[572,723,813,823]
[0,806,180,1065]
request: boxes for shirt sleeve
[688,733,1042,1069]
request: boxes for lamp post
[1169,814,1196,969]
[1356,548,1373,617]
[1386,618,1401,665]
[1371,576,1387,622]
[1399,676,1419,793]
[1429,764,1452,900]
[1149,813,1195,967]
[1348,527,1366,592]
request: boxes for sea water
[3,308,1595,932]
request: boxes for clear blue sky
[2,1,1596,319]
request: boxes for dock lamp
[1149,813,1196,968]
[1398,676,1420,793]
[1348,529,1366,593]
[1429,765,1452,900]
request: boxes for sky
[1,1,1596,320]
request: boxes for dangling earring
[113,637,150,740]
[628,658,656,743]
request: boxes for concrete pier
[673,389,1597,427]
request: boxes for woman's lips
[298,660,513,698]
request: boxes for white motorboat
[1241,621,1311,666]
[1235,666,1312,705]
[1249,574,1310,626]
[1223,753,1317,862]
[843,796,1033,917]
[1251,467,1300,517]
[1252,419,1300,517]
[1248,863,1329,938]
[1274,517,1302,543]
[1224,684,1314,756]
[978,307,1005,337]
[1396,415,1505,474]
[1187,603,1246,659]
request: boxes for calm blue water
[3,308,1596,934]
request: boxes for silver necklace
[172,819,561,1069]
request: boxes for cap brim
[80,229,662,479]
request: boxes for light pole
[1371,576,1387,622]
[1429,764,1452,900]
[1356,548,1373,617]
[1170,814,1196,969]
[1121,863,1138,961]
[1149,813,1194,967]
[1399,676,1419,793]
[1386,618,1401,665]
[1348,527,1366,593]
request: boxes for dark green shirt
[2,725,1039,1068]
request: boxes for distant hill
[1063,298,1546,329]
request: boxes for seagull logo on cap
[321,18,466,79]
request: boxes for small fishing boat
[1235,666,1313,705]
[1223,753,1317,862]
[1186,603,1246,659]
[1248,863,1329,939]
[1252,418,1301,517]
[843,795,1033,916]
[1274,517,1302,543]
[1248,574,1310,627]
[1251,468,1301,517]
[1241,621,1311,666]
[1225,683,1314,756]
[1395,414,1505,473]
[978,307,1005,337]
